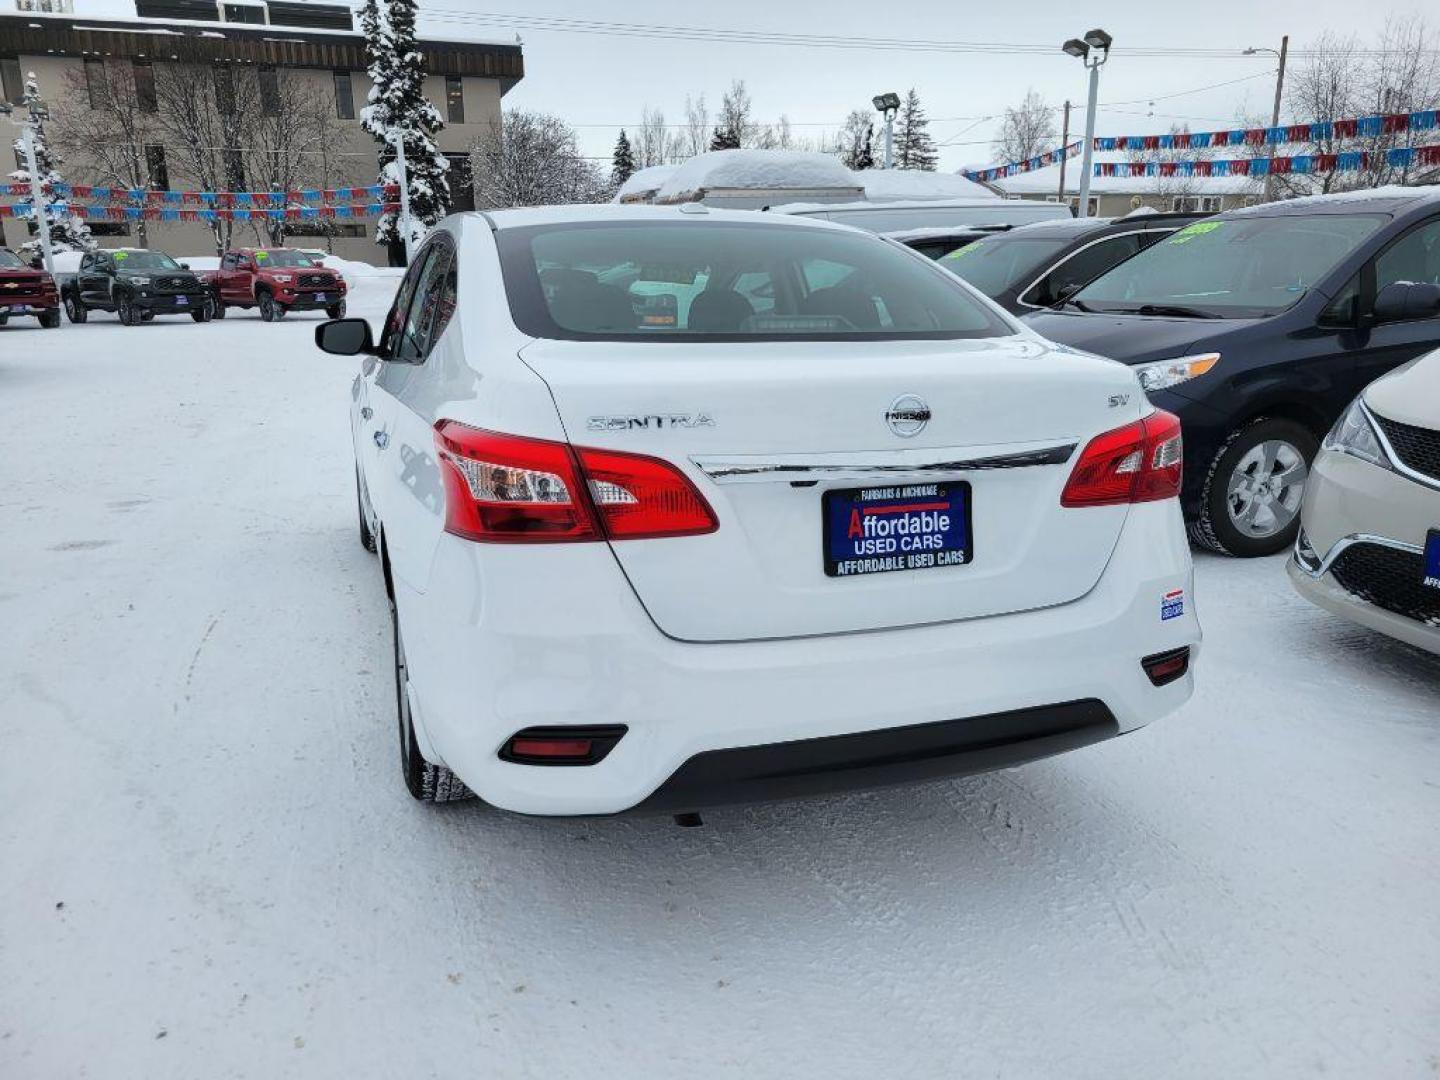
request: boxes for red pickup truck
[203,247,348,322]
[0,246,61,329]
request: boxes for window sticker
[255,251,269,261]
[113,251,128,262]
[942,242,982,261]
[1167,222,1222,246]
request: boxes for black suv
[60,248,213,325]
[1023,189,1440,556]
[935,211,1208,316]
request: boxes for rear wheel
[64,294,87,324]
[1189,417,1317,557]
[38,309,60,329]
[326,300,347,319]
[211,296,226,319]
[391,597,472,803]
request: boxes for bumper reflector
[500,726,627,766]
[1141,646,1191,687]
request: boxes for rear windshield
[939,235,1074,296]
[0,249,24,270]
[113,250,181,270]
[1074,213,1385,317]
[497,221,1014,342]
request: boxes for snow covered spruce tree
[8,70,95,259]
[895,89,939,171]
[360,0,449,265]
[611,129,636,187]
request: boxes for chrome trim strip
[691,441,1077,483]
[1292,531,1424,579]
[1362,399,1440,493]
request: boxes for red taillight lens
[434,422,717,543]
[577,446,719,539]
[1061,409,1183,507]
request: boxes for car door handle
[360,406,373,421]
[373,430,389,450]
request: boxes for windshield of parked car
[0,249,25,270]
[938,235,1075,296]
[112,250,182,271]
[498,221,1015,341]
[252,250,317,268]
[1073,214,1386,317]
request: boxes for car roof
[472,204,870,235]
[998,212,1207,240]
[1222,185,1440,219]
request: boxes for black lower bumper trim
[636,699,1119,813]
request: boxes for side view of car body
[0,246,60,328]
[202,247,347,322]
[936,211,1208,316]
[318,205,1200,817]
[1023,187,1440,557]
[58,248,211,325]
[1289,348,1440,655]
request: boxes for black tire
[140,310,154,323]
[63,293,87,324]
[326,300,347,319]
[211,296,226,320]
[117,295,139,326]
[39,309,61,329]
[1189,417,1319,558]
[391,597,472,803]
[357,470,377,553]
[190,303,212,323]
[0,311,8,326]
[259,291,280,322]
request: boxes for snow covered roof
[613,164,678,204]
[655,150,861,202]
[852,169,999,202]
[993,150,1259,197]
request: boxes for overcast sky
[75,0,1428,171]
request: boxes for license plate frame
[1424,528,1440,591]
[315,292,327,303]
[822,482,973,578]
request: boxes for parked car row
[0,245,348,329]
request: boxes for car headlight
[273,274,293,283]
[1322,397,1392,470]
[128,275,152,286]
[1133,353,1221,393]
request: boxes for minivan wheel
[1189,417,1317,557]
[391,599,472,803]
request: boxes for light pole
[2,98,55,275]
[1062,29,1112,218]
[1244,37,1289,203]
[872,92,901,170]
[388,130,414,265]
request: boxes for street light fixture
[1245,37,1289,203]
[1063,27,1112,218]
[872,91,902,169]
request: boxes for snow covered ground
[2,275,1438,1079]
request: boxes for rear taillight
[1061,409,1183,508]
[434,421,718,543]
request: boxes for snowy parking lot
[2,272,1438,1079]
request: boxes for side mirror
[1373,281,1440,323]
[316,317,378,356]
[180,262,191,270]
[29,256,42,270]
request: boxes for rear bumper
[397,499,1200,816]
[637,699,1120,812]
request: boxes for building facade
[1,1,522,263]
[989,150,1258,218]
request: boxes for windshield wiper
[1125,303,1221,319]
[1054,297,1095,313]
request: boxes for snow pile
[853,169,999,202]
[613,164,678,203]
[656,150,861,202]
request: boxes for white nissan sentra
[316,205,1200,816]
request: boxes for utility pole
[20,124,54,276]
[390,131,414,266]
[1247,36,1289,202]
[1058,100,1072,203]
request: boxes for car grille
[1329,542,1440,628]
[0,276,40,297]
[299,273,334,288]
[157,276,193,291]
[1373,413,1440,483]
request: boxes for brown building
[1,0,523,263]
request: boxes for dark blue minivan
[1023,188,1440,556]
